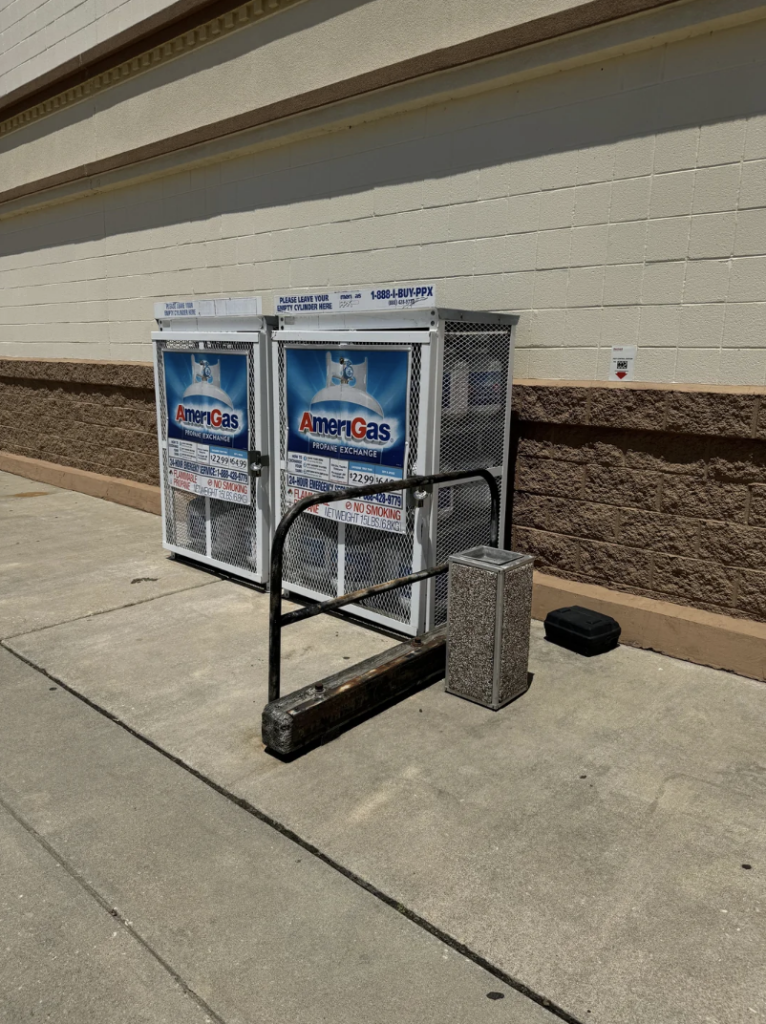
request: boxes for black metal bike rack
[262,468,500,755]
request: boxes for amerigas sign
[163,351,251,505]
[284,347,409,532]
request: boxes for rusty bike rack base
[262,469,500,757]
[262,624,447,756]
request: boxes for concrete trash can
[445,546,534,710]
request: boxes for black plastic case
[543,605,621,656]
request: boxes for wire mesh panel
[276,339,422,625]
[347,344,421,625]
[345,512,415,622]
[276,340,339,598]
[155,337,261,579]
[275,312,513,633]
[439,321,511,472]
[174,491,206,554]
[433,320,513,625]
[209,498,259,570]
[433,478,500,623]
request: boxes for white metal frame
[271,308,517,636]
[152,318,274,586]
[274,325,434,630]
[272,327,433,635]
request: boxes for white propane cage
[273,307,518,635]
[152,298,275,585]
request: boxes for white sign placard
[609,345,637,381]
[167,438,251,506]
[287,479,405,533]
[157,300,215,319]
[275,283,436,315]
[154,297,262,319]
[163,349,252,506]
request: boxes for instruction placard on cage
[276,283,435,315]
[163,350,252,505]
[285,347,409,532]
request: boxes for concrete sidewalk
[1,647,552,1024]
[2,470,766,1024]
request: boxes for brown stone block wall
[3,360,766,628]
[511,383,766,624]
[0,358,159,486]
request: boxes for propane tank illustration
[182,355,233,408]
[309,353,384,415]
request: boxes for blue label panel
[285,348,409,472]
[164,351,249,450]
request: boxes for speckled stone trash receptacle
[445,546,534,710]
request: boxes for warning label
[287,476,405,533]
[609,345,637,382]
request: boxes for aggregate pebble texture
[447,562,497,706]
[499,558,534,705]
[0,358,158,485]
[447,553,533,709]
[2,359,766,621]
[512,383,766,622]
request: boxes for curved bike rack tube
[268,467,500,705]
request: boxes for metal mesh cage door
[431,319,513,626]
[155,337,263,582]
[276,339,340,601]
[276,339,423,631]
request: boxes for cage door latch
[248,451,269,477]
[409,483,432,508]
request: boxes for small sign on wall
[609,345,636,381]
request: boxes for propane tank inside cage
[152,300,275,586]
[273,308,517,635]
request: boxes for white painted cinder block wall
[0,0,177,99]
[0,0,602,196]
[0,0,579,103]
[1,16,766,384]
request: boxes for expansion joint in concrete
[0,786,228,1024]
[2,641,585,1024]
[0,578,221,643]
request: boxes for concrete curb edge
[0,451,161,515]
[532,571,766,682]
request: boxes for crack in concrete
[2,642,585,1024]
